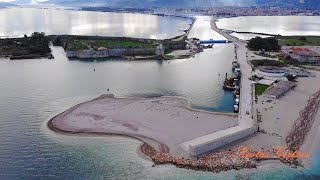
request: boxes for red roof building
[283,47,320,63]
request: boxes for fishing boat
[223,73,237,91]
[232,60,240,69]
[223,84,236,90]
[233,87,240,96]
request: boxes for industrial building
[263,81,296,99]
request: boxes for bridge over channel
[199,40,231,44]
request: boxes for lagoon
[0,7,191,39]
[217,16,320,39]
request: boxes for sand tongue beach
[48,94,263,172]
[48,19,320,174]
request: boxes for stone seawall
[66,48,156,58]
[50,35,187,52]
[180,127,256,156]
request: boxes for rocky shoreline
[141,142,307,173]
[141,143,257,173]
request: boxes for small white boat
[235,98,240,105]
[234,105,239,113]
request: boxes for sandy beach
[47,19,320,173]
[48,94,238,157]
[48,88,319,172]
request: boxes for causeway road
[179,20,256,157]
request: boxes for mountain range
[9,0,320,9]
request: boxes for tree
[31,32,47,43]
[248,37,280,51]
[53,36,62,46]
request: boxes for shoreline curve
[46,94,261,173]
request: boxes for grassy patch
[255,84,269,96]
[278,37,320,46]
[66,39,156,51]
[67,40,87,51]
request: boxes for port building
[282,47,320,63]
[263,81,296,99]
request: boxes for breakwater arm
[178,20,256,157]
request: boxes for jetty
[179,20,256,156]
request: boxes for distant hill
[255,0,320,8]
[55,0,320,9]
[11,0,320,9]
[45,0,257,7]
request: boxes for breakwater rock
[142,144,257,173]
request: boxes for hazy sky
[0,0,256,4]
[0,0,307,7]
[0,0,48,3]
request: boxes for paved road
[211,20,254,129]
[179,20,256,156]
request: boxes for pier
[180,20,256,156]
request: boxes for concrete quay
[180,20,256,156]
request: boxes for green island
[65,39,156,51]
[0,32,52,60]
[0,30,189,60]
[52,35,188,59]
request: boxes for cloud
[31,0,49,4]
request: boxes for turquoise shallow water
[0,9,319,179]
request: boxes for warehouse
[263,81,296,99]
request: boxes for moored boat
[234,105,239,113]
[232,60,240,69]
